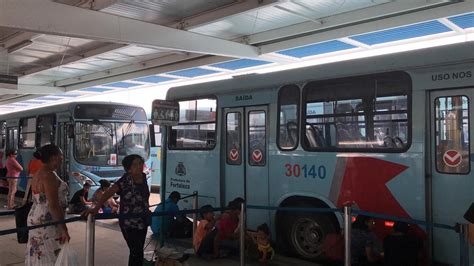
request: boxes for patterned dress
[25,178,68,266]
[116,173,150,230]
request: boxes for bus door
[6,127,18,151]
[57,122,70,181]
[430,88,474,262]
[223,106,270,230]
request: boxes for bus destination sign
[152,100,179,126]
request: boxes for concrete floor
[0,193,320,266]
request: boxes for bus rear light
[384,221,394,227]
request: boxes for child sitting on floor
[253,223,274,263]
[193,205,215,255]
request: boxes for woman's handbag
[14,202,32,243]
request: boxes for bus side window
[435,95,470,174]
[305,125,318,148]
[286,121,298,145]
[37,114,56,147]
[206,132,216,147]
[303,72,411,152]
[0,121,5,149]
[169,129,177,148]
[277,84,300,150]
[150,125,161,147]
[169,98,217,150]
[19,117,36,148]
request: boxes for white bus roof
[167,41,474,100]
[0,101,145,121]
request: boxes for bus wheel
[286,213,336,260]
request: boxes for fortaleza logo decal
[175,162,186,176]
[170,177,190,189]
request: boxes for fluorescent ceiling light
[255,32,474,74]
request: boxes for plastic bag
[55,243,79,266]
[154,247,190,266]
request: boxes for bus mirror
[67,125,75,138]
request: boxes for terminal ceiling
[0,0,473,112]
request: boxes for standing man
[151,191,191,237]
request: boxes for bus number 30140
[284,164,326,179]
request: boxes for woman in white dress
[25,144,70,266]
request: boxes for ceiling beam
[15,0,283,78]
[20,43,127,75]
[89,0,119,11]
[0,94,38,105]
[14,0,284,78]
[0,84,65,94]
[170,0,282,30]
[248,0,458,44]
[1,32,41,49]
[52,52,206,87]
[258,0,474,53]
[63,54,234,91]
[52,0,119,10]
[0,0,260,58]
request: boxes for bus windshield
[75,121,150,166]
[116,122,149,162]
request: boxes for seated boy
[69,181,92,213]
[151,191,192,238]
[247,223,275,263]
[197,200,241,258]
[255,223,274,263]
[193,205,215,254]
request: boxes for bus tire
[284,212,337,260]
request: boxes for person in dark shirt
[351,215,382,265]
[198,199,241,258]
[69,181,92,213]
[383,222,421,266]
[84,154,150,266]
[151,191,191,237]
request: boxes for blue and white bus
[155,42,474,264]
[149,125,162,192]
[0,102,151,197]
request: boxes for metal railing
[343,205,351,266]
[0,200,471,266]
[245,204,470,266]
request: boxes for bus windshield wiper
[93,119,114,137]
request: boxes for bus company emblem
[175,162,186,176]
[443,150,462,167]
[252,149,263,163]
[235,95,253,101]
[229,148,239,161]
